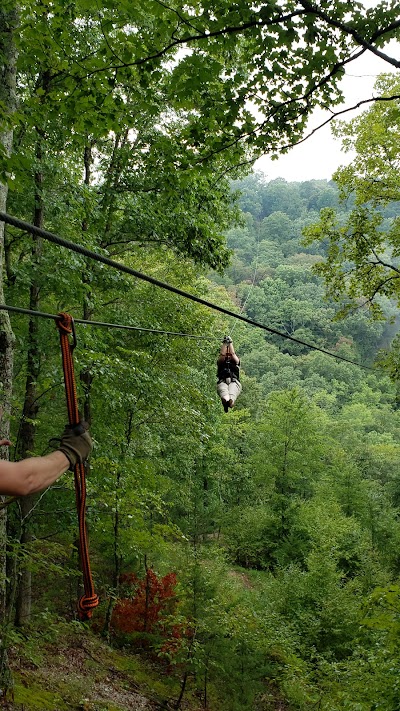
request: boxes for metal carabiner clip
[70,317,77,352]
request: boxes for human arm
[0,422,92,496]
[219,337,240,364]
[0,450,70,496]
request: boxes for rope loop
[57,312,77,351]
[78,593,100,620]
[56,311,73,335]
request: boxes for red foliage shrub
[112,569,178,636]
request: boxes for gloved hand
[223,335,233,344]
[57,422,92,469]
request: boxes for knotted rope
[56,312,99,620]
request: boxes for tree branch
[278,94,400,153]
[364,274,400,302]
[299,0,400,69]
[81,9,309,76]
[153,0,204,34]
[192,49,368,167]
[367,255,400,276]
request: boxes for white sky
[254,43,399,182]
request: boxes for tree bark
[0,1,18,690]
[81,141,94,424]
[100,130,129,244]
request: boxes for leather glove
[57,422,92,469]
[223,335,233,344]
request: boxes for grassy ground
[5,620,197,711]
[3,589,292,711]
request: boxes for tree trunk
[100,129,129,243]
[174,670,189,711]
[80,141,94,425]
[102,467,122,639]
[0,1,18,690]
[78,142,94,609]
[203,658,208,710]
[15,134,44,627]
[103,409,133,639]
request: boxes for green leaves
[305,75,400,320]
[9,0,400,174]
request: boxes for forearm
[0,451,70,496]
[21,451,70,494]
[219,346,239,363]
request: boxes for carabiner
[70,317,77,352]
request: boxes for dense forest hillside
[2,173,400,710]
[218,174,397,385]
[2,3,400,709]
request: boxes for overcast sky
[254,41,399,182]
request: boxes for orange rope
[56,312,99,620]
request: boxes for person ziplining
[0,212,374,373]
[0,212,374,623]
[217,336,242,413]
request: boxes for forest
[1,1,400,710]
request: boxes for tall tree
[0,0,17,688]
[303,74,400,319]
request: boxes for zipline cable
[0,304,217,340]
[231,230,261,336]
[0,212,374,371]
